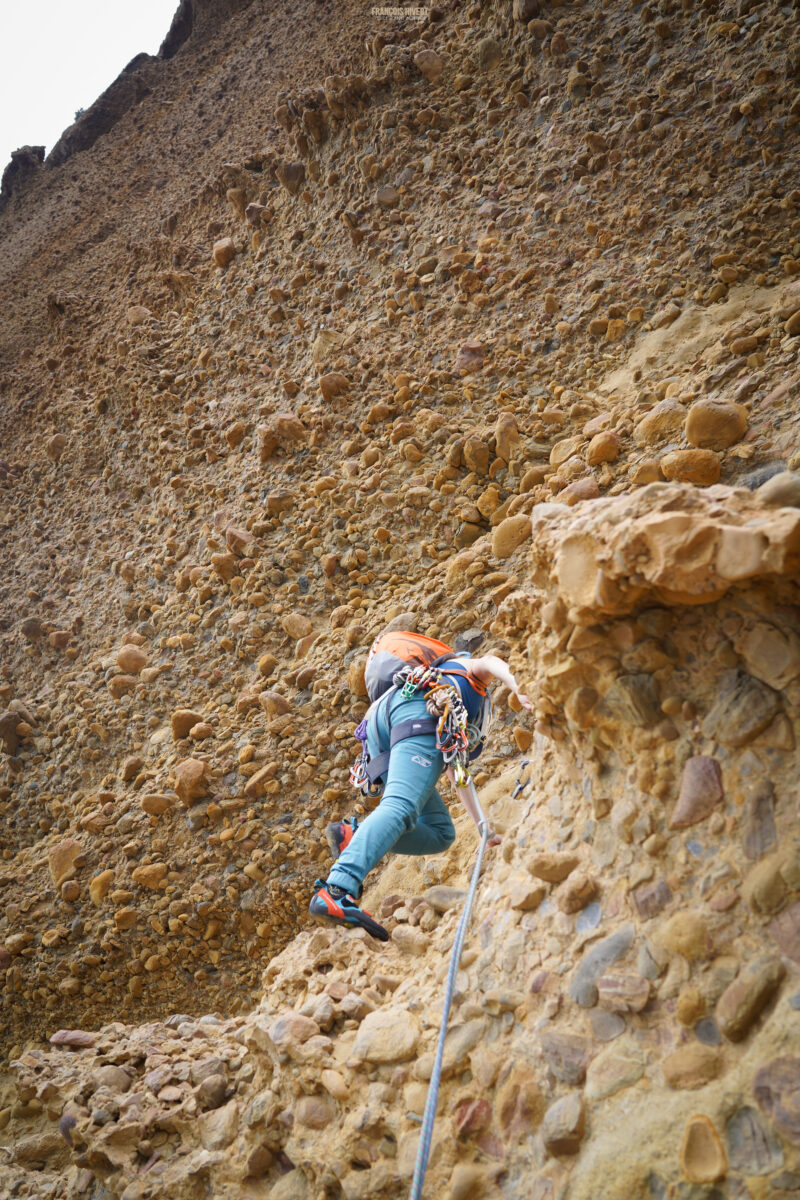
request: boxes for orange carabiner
[436,695,450,739]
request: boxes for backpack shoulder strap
[436,653,489,698]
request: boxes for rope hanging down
[408,782,490,1200]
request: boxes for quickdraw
[350,665,476,796]
[399,662,439,700]
[397,666,472,785]
[349,716,380,795]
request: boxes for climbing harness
[350,663,484,795]
[415,668,472,784]
[349,695,440,796]
[409,780,491,1200]
[352,630,491,793]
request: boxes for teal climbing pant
[326,691,456,897]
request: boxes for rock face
[685,398,748,450]
[1,0,800,1197]
[352,1008,420,1063]
[0,145,44,205]
[46,55,161,168]
[569,926,636,1007]
[754,1059,800,1147]
[703,671,782,747]
[160,0,256,58]
[681,1114,727,1184]
[669,756,723,828]
[716,956,786,1042]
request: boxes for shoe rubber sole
[309,889,388,942]
[325,820,355,861]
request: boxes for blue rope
[408,806,490,1200]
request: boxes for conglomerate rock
[1,0,800,1195]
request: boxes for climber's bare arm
[469,654,533,710]
[447,767,502,846]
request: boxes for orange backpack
[364,631,487,702]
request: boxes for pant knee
[381,792,422,838]
[399,806,419,836]
[435,819,455,851]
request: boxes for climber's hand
[487,829,502,847]
[515,692,534,711]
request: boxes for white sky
[1,0,179,171]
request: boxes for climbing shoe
[325,816,358,860]
[308,879,388,942]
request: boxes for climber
[309,633,533,940]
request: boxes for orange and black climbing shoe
[308,879,388,942]
[325,816,358,860]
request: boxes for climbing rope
[408,782,490,1200]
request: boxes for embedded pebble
[680,1114,727,1184]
